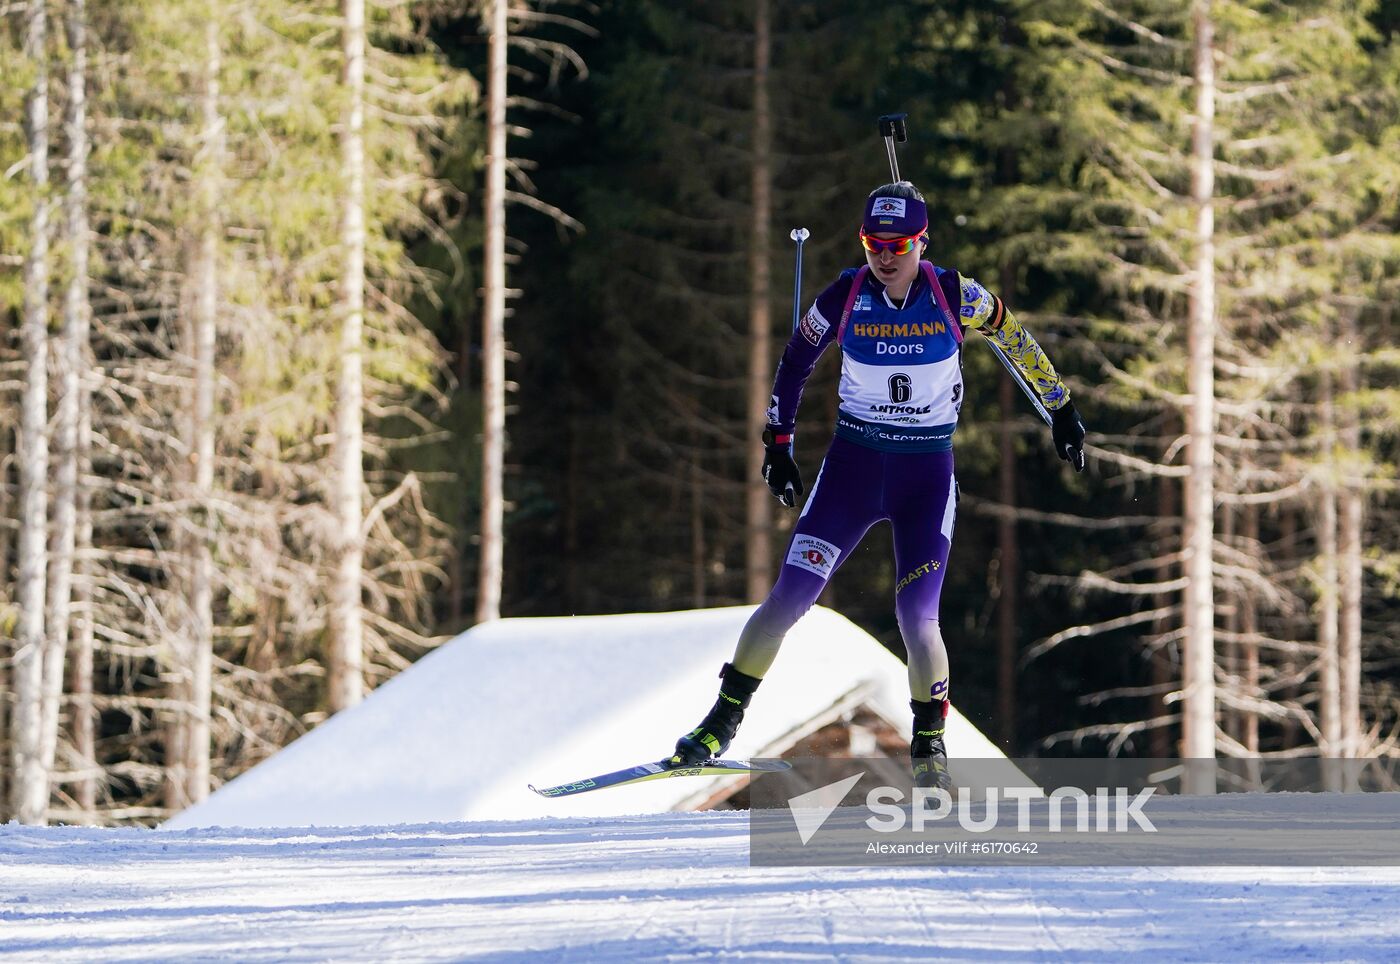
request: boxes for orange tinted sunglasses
[859,226,927,256]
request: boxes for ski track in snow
[3,811,1400,963]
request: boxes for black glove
[1051,401,1087,473]
[761,429,803,508]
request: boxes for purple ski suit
[741,260,1070,701]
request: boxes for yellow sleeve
[957,272,1071,411]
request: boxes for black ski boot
[671,662,763,767]
[911,698,953,792]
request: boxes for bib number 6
[888,373,912,404]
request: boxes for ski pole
[874,111,1051,427]
[986,341,1053,427]
[878,113,907,183]
[784,227,811,464]
[789,227,809,333]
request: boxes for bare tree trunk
[0,428,10,819]
[744,0,772,602]
[0,429,11,607]
[1181,0,1218,790]
[172,13,222,806]
[1338,308,1363,760]
[1150,474,1177,758]
[1339,478,1362,752]
[476,0,507,624]
[72,39,96,808]
[1317,349,1340,770]
[1241,503,1259,753]
[328,0,366,708]
[72,410,96,819]
[167,313,193,804]
[1278,507,1302,749]
[41,0,90,800]
[12,0,53,826]
[1219,504,1237,744]
[247,468,280,677]
[451,306,473,624]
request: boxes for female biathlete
[670,181,1087,789]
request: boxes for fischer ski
[529,758,792,799]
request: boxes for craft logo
[787,535,841,579]
[895,559,941,594]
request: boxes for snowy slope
[167,606,1008,829]
[4,811,1400,962]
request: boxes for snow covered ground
[5,810,1400,962]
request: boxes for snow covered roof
[166,606,1009,829]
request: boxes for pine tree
[328,0,368,710]
[477,0,506,624]
[44,0,94,814]
[11,0,53,826]
[19,0,465,821]
[1006,0,1400,766]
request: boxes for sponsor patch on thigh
[786,535,842,579]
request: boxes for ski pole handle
[878,113,908,183]
[789,227,809,333]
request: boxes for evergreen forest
[3,0,1400,823]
